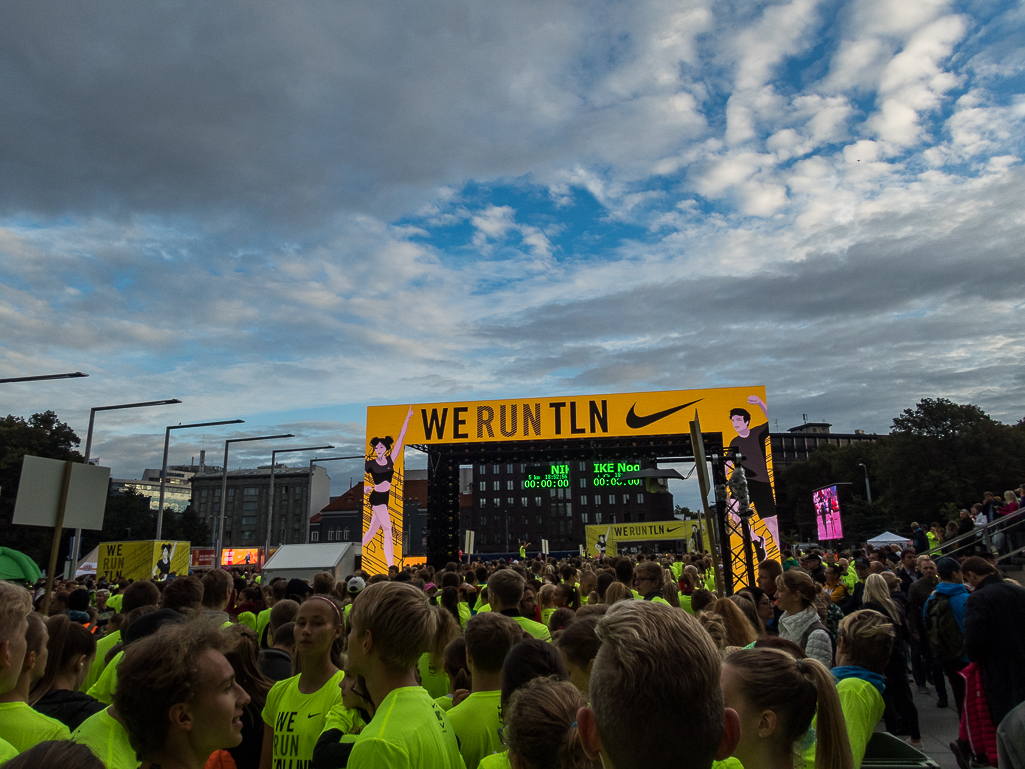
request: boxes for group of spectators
[905,485,1025,558]
[0,542,1021,769]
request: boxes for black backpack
[925,593,964,661]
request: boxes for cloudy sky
[2,0,1023,504]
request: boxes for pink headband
[307,595,342,625]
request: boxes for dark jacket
[907,576,938,639]
[258,648,293,682]
[33,688,105,731]
[964,573,1025,725]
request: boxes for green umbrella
[0,547,42,583]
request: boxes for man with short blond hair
[578,601,739,769]
[486,569,549,641]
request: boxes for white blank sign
[12,455,110,530]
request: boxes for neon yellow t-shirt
[0,737,16,763]
[679,594,695,615]
[417,653,451,699]
[262,670,345,768]
[323,702,367,736]
[347,686,463,769]
[88,650,123,705]
[82,629,121,693]
[237,611,257,631]
[541,607,556,627]
[71,707,140,769]
[713,758,744,769]
[107,594,123,613]
[476,603,491,614]
[513,615,550,641]
[434,694,455,711]
[671,562,684,580]
[479,752,511,769]
[457,602,471,628]
[838,677,885,768]
[448,689,503,769]
[0,700,71,751]
[256,608,272,646]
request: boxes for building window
[579,461,587,472]
[493,481,501,491]
[343,527,349,540]
[579,478,587,488]
[480,515,486,526]
[493,498,501,508]
[480,499,486,508]
[480,481,486,491]
[242,530,254,540]
[200,489,208,498]
[637,493,644,503]
[582,512,589,524]
[507,464,514,474]
[212,503,220,513]
[536,514,543,524]
[242,501,257,511]
[241,516,257,525]
[493,464,501,474]
[311,531,319,542]
[580,495,587,506]
[295,499,303,510]
[506,480,514,491]
[520,464,526,473]
[199,502,207,513]
[595,512,602,524]
[622,494,629,505]
[534,496,542,507]
[243,487,259,496]
[328,529,334,540]
[594,495,601,505]
[480,465,487,474]
[214,489,221,498]
[521,497,528,507]
[611,514,617,523]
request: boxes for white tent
[76,545,99,578]
[867,531,910,547]
[261,542,357,583]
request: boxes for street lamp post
[858,463,872,504]
[155,419,245,539]
[0,372,88,384]
[306,456,364,543]
[216,434,294,568]
[77,398,182,564]
[264,446,334,555]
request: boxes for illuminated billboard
[221,547,262,567]
[364,387,780,579]
[813,485,844,541]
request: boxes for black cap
[286,578,312,602]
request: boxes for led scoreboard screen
[592,461,642,487]
[522,464,570,489]
[521,461,643,489]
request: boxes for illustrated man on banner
[363,406,414,568]
[726,395,777,519]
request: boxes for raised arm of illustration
[391,405,415,458]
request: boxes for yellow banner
[98,540,189,582]
[585,520,706,558]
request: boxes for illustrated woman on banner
[363,406,414,567]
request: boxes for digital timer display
[522,464,570,489]
[591,461,642,487]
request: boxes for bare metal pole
[156,419,243,539]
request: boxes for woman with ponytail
[502,676,599,769]
[721,648,853,769]
[418,605,462,699]
[30,614,103,730]
[259,595,346,769]
[345,581,464,768]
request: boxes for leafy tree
[0,411,83,568]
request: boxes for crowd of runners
[0,545,1022,769]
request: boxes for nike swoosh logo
[307,713,321,718]
[625,399,702,429]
